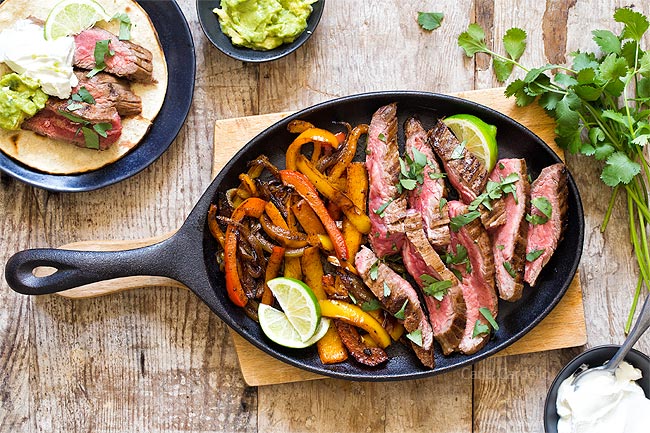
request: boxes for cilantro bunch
[458,8,650,332]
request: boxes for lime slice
[443,114,498,171]
[44,0,111,40]
[266,277,321,341]
[258,304,330,348]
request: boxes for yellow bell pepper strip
[287,119,315,134]
[329,124,369,180]
[317,325,349,364]
[279,169,349,261]
[295,155,371,234]
[300,246,326,300]
[207,204,226,249]
[286,127,340,171]
[265,201,289,229]
[224,197,267,307]
[319,300,391,348]
[262,245,285,305]
[342,162,368,259]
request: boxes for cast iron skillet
[4,91,584,382]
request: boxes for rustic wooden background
[1,0,649,432]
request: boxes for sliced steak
[489,159,530,301]
[45,97,117,124]
[334,320,388,367]
[404,117,450,249]
[525,163,569,286]
[356,246,435,368]
[448,200,498,355]
[74,28,154,83]
[480,198,507,230]
[22,106,122,150]
[402,212,466,355]
[429,120,489,204]
[366,103,406,257]
[74,71,142,116]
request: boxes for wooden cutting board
[57,88,587,387]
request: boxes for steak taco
[0,0,168,174]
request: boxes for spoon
[572,293,650,386]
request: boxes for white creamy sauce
[556,361,650,433]
[0,19,78,99]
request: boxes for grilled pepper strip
[319,300,391,348]
[286,128,339,171]
[279,170,349,261]
[262,245,285,305]
[295,155,371,234]
[224,197,267,307]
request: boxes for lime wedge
[266,277,321,341]
[44,0,111,40]
[443,114,498,171]
[258,304,330,348]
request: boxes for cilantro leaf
[526,249,545,261]
[112,12,132,41]
[503,27,527,60]
[601,151,641,186]
[73,87,96,104]
[450,141,465,159]
[479,307,499,331]
[383,282,391,297]
[526,197,552,225]
[450,210,481,232]
[472,320,490,337]
[81,127,99,149]
[406,329,423,347]
[87,39,114,78]
[93,122,112,138]
[393,300,408,320]
[614,7,649,42]
[458,23,488,57]
[494,58,514,82]
[420,275,452,301]
[417,12,444,31]
[361,299,382,311]
[592,29,621,54]
[369,260,379,280]
[503,261,517,278]
[374,198,394,217]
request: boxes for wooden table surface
[2,0,649,432]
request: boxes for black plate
[5,92,584,381]
[0,0,195,192]
[197,0,325,63]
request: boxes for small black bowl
[544,345,650,433]
[196,0,325,62]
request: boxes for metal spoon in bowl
[572,293,650,386]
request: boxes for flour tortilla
[0,0,168,174]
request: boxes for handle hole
[33,266,58,278]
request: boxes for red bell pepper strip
[279,169,349,261]
[224,197,267,307]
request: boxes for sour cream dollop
[556,361,650,433]
[0,19,78,99]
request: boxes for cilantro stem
[627,192,650,287]
[625,275,644,334]
[626,184,650,221]
[484,49,530,73]
[601,186,618,232]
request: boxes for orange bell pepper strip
[224,197,267,307]
[329,124,369,180]
[319,300,391,348]
[279,170,348,261]
[285,128,340,171]
[261,245,285,305]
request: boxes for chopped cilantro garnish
[450,210,481,231]
[378,132,387,142]
[450,141,466,159]
[393,299,408,320]
[472,320,490,337]
[479,307,499,331]
[87,39,115,78]
[369,260,379,280]
[383,281,391,297]
[361,299,382,311]
[503,261,517,278]
[406,329,423,347]
[420,275,452,301]
[526,196,552,225]
[374,198,394,217]
[112,12,132,41]
[526,248,545,261]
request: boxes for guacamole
[214,0,317,51]
[0,73,48,131]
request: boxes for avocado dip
[0,73,48,131]
[214,0,317,51]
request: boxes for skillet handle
[4,232,190,296]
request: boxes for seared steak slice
[45,97,116,124]
[74,28,154,83]
[525,163,569,286]
[402,212,466,355]
[489,159,530,301]
[334,320,388,367]
[22,106,122,150]
[404,117,450,249]
[480,198,507,230]
[356,246,435,368]
[366,103,406,257]
[74,71,142,116]
[448,200,498,355]
[430,120,489,204]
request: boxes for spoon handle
[609,293,650,371]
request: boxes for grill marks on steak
[430,120,489,204]
[74,71,142,117]
[367,103,407,257]
[356,246,435,368]
[525,163,569,286]
[22,106,122,150]
[74,28,154,83]
[402,212,466,355]
[489,159,530,301]
[404,117,450,249]
[447,201,498,355]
